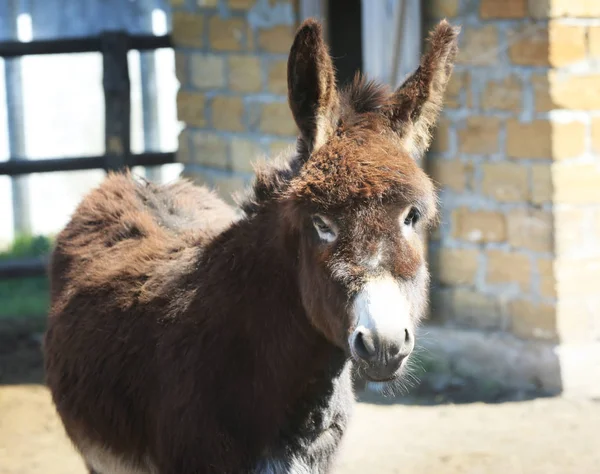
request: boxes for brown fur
[44,18,459,474]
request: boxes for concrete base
[415,326,600,398]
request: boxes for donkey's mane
[342,74,391,117]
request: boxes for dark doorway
[327,0,362,87]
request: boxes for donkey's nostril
[385,329,414,360]
[353,329,377,361]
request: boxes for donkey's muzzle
[348,275,415,380]
[350,326,414,380]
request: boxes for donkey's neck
[201,205,341,374]
[194,206,353,469]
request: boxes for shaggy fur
[44,18,459,474]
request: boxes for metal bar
[129,34,172,51]
[0,152,176,176]
[0,34,171,58]
[6,0,31,234]
[140,0,163,183]
[102,31,131,172]
[0,256,47,279]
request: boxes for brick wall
[169,0,299,202]
[425,0,600,394]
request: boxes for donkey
[44,18,459,474]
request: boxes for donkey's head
[247,19,458,382]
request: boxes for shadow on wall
[355,325,562,406]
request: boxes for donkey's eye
[312,215,337,243]
[404,208,421,227]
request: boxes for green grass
[0,235,52,319]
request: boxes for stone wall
[169,0,600,396]
[425,0,600,396]
[170,0,299,202]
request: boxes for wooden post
[102,31,131,172]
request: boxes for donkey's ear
[389,20,460,158]
[288,19,339,156]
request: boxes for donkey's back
[45,173,237,473]
[49,173,236,299]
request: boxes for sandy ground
[1,384,599,474]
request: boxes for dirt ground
[1,319,600,474]
[2,386,600,474]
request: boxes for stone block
[452,288,503,330]
[259,102,297,136]
[212,96,245,132]
[258,25,294,53]
[430,118,450,153]
[431,247,480,286]
[451,208,507,243]
[213,175,248,204]
[589,26,600,58]
[555,207,586,258]
[172,12,204,48]
[537,257,556,298]
[481,75,522,112]
[486,249,532,291]
[507,209,553,253]
[176,130,191,164]
[424,0,459,18]
[175,52,187,86]
[267,60,288,95]
[269,140,295,156]
[231,137,262,173]
[228,55,262,93]
[457,25,499,66]
[209,16,245,51]
[510,299,557,341]
[428,158,473,193]
[428,287,453,323]
[177,91,207,128]
[549,72,600,110]
[188,131,229,169]
[557,297,600,344]
[531,164,553,204]
[553,163,600,204]
[591,117,600,154]
[445,71,468,108]
[549,23,587,66]
[531,73,554,113]
[227,0,256,9]
[481,0,527,18]
[190,54,226,89]
[481,162,529,203]
[458,117,501,155]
